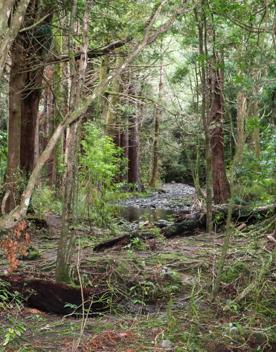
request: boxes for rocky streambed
[117,183,196,222]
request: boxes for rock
[160,339,173,350]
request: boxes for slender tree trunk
[195,4,213,231]
[250,95,261,157]
[149,47,163,188]
[128,83,140,188]
[236,90,247,161]
[128,113,140,186]
[55,122,79,283]
[249,68,261,157]
[56,0,91,283]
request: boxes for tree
[208,53,230,204]
[4,0,53,212]
[149,42,164,188]
[0,0,31,77]
[0,0,190,230]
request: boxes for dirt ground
[0,185,275,351]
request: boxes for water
[117,206,175,222]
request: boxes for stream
[117,183,195,222]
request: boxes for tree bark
[20,68,44,174]
[56,0,92,283]
[208,55,230,204]
[0,0,31,78]
[4,41,25,212]
[195,4,213,231]
[149,45,163,188]
[4,1,52,212]
[236,90,247,161]
[128,83,140,187]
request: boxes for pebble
[160,339,174,350]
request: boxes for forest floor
[0,184,275,352]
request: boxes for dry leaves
[81,330,136,352]
[0,220,30,273]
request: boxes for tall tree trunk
[195,4,213,231]
[55,122,79,283]
[250,84,261,157]
[208,56,230,204]
[56,0,92,283]
[4,41,25,212]
[128,83,140,188]
[4,1,52,210]
[128,113,140,186]
[20,68,44,175]
[149,47,163,188]
[236,90,247,161]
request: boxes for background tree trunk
[128,83,140,188]
[236,90,247,161]
[149,46,163,188]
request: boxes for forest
[0,0,275,351]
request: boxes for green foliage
[234,125,276,203]
[32,186,62,215]
[0,280,22,311]
[171,64,189,84]
[126,236,145,251]
[221,262,248,284]
[78,123,122,226]
[3,324,26,347]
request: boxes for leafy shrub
[78,123,122,226]
[234,124,276,203]
[32,186,62,215]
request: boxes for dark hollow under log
[0,275,110,315]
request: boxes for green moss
[221,261,249,283]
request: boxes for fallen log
[93,232,155,252]
[163,203,276,238]
[0,275,110,315]
[162,213,206,238]
[94,234,131,252]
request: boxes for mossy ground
[0,217,275,351]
